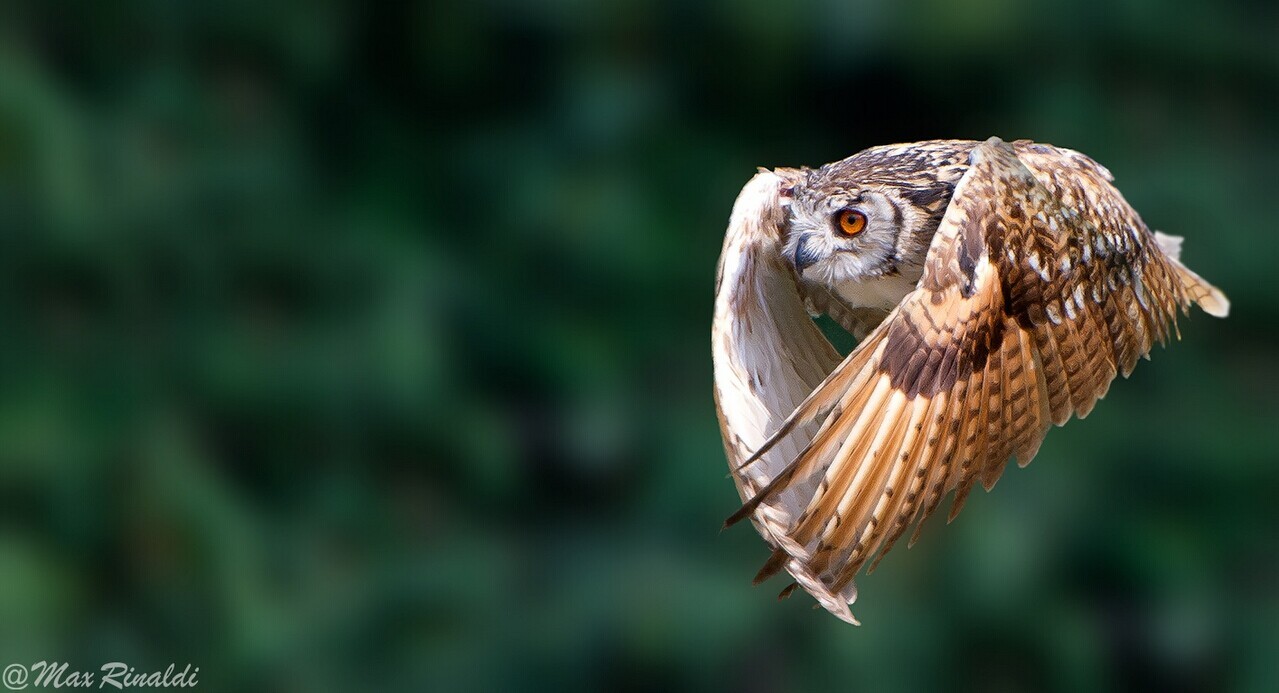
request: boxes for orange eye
[835,208,867,236]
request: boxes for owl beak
[793,237,821,272]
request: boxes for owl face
[776,145,973,308]
[781,184,915,287]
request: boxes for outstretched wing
[723,137,1228,624]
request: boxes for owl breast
[831,270,922,312]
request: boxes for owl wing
[723,137,1228,624]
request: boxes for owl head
[776,144,972,288]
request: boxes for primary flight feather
[711,137,1228,624]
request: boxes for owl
[711,137,1229,624]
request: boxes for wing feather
[808,390,911,576]
[908,361,973,546]
[789,377,897,552]
[1030,315,1073,426]
[979,326,1017,491]
[854,397,932,561]
[864,391,947,572]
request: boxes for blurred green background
[1,1,1276,691]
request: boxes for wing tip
[1166,257,1229,318]
[1181,267,1230,318]
[1197,286,1230,318]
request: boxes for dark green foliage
[0,2,1276,692]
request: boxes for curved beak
[792,236,821,272]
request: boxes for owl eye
[834,208,867,237]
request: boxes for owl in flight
[712,137,1228,624]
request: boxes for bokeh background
[1,2,1277,691]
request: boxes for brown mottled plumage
[711,137,1228,624]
